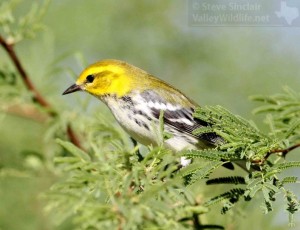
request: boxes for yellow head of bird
[63,59,143,97]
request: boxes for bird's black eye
[86,74,94,83]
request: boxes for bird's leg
[130,137,144,162]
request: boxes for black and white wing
[140,90,223,147]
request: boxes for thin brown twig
[0,34,82,149]
[2,104,49,122]
[66,124,82,149]
[268,143,300,158]
[252,142,300,165]
[0,36,51,110]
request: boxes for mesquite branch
[267,143,300,159]
[0,34,82,149]
[252,143,300,165]
[0,36,51,110]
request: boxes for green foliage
[205,188,245,210]
[0,0,50,44]
[206,176,246,185]
[285,190,299,227]
[251,87,300,143]
[193,106,282,164]
[179,89,300,225]
[46,137,210,229]
[0,64,20,101]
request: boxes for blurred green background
[1,0,300,229]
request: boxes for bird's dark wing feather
[153,107,223,146]
[141,90,223,146]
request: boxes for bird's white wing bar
[139,90,222,146]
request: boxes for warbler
[63,59,230,167]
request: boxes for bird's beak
[62,84,82,95]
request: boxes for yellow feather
[76,60,133,97]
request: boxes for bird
[63,59,233,168]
